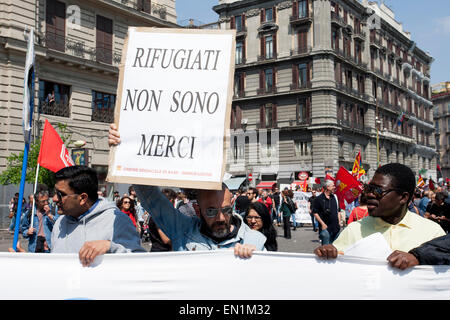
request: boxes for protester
[118,196,139,229]
[258,190,273,213]
[387,234,450,270]
[109,122,265,258]
[271,186,282,226]
[234,188,251,218]
[424,191,450,233]
[20,189,54,253]
[41,165,145,266]
[308,188,318,232]
[418,190,432,216]
[347,193,369,224]
[247,187,258,203]
[312,180,340,245]
[314,163,446,260]
[176,190,198,218]
[280,189,295,239]
[244,201,278,251]
[147,215,172,252]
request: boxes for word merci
[137,134,196,159]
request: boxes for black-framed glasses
[362,184,401,200]
[123,201,131,204]
[246,216,262,221]
[56,190,78,201]
[204,206,233,218]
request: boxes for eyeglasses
[56,190,78,201]
[123,201,131,204]
[204,206,233,218]
[246,216,262,221]
[362,184,401,200]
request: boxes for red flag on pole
[428,178,435,191]
[334,167,363,210]
[325,173,335,181]
[37,119,74,172]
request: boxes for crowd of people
[5,123,449,271]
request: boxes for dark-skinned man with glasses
[108,124,266,258]
[314,163,445,261]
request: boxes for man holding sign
[106,28,265,257]
[109,125,266,258]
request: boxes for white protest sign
[107,28,236,190]
[292,191,313,224]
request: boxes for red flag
[429,178,435,191]
[325,173,335,181]
[315,177,321,185]
[334,167,363,210]
[37,119,74,172]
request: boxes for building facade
[432,81,450,181]
[0,0,177,196]
[214,0,437,188]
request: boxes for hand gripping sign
[107,28,236,190]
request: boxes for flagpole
[29,163,40,229]
[13,28,35,251]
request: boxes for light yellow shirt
[333,210,446,253]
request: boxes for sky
[175,0,450,86]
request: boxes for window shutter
[236,105,242,129]
[272,104,278,128]
[273,33,277,56]
[260,36,265,58]
[273,67,277,90]
[260,9,265,23]
[293,63,299,88]
[306,0,310,16]
[260,105,266,128]
[242,14,246,28]
[273,6,277,21]
[259,70,264,91]
[307,61,311,83]
[230,16,235,29]
[230,107,235,129]
[292,1,298,17]
[306,97,311,120]
[243,39,246,61]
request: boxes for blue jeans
[291,213,297,228]
[319,229,340,245]
[309,213,318,231]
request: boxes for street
[0,223,320,254]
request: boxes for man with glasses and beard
[108,124,266,258]
[314,163,445,260]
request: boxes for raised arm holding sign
[107,28,266,258]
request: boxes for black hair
[162,188,177,201]
[375,163,415,202]
[54,165,98,202]
[245,201,278,251]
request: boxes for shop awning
[256,181,276,189]
[223,177,247,191]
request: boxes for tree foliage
[0,123,73,189]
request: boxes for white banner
[1,251,449,300]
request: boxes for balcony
[39,101,70,118]
[369,34,382,49]
[38,33,122,66]
[290,13,313,27]
[115,0,168,20]
[257,53,278,62]
[290,46,312,56]
[353,29,366,42]
[290,82,312,91]
[257,87,277,96]
[92,106,114,123]
[331,12,346,28]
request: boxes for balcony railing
[38,33,122,66]
[116,0,168,20]
[91,106,114,123]
[257,87,277,95]
[331,12,346,27]
[39,101,70,118]
[257,53,278,62]
[290,46,312,56]
[290,13,313,26]
[290,82,312,91]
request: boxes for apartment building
[432,81,450,180]
[0,0,177,195]
[214,0,436,187]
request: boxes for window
[259,103,277,128]
[265,8,274,22]
[38,80,71,117]
[294,141,311,157]
[96,15,113,64]
[265,68,274,92]
[298,63,308,88]
[331,29,339,50]
[298,0,308,18]
[235,15,243,32]
[297,97,310,123]
[265,34,274,59]
[236,41,244,64]
[92,90,116,123]
[46,0,66,52]
[137,0,151,13]
[233,136,245,160]
[234,73,245,98]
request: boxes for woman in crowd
[118,196,139,230]
[347,193,369,224]
[244,201,278,251]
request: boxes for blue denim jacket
[134,185,266,251]
[20,207,59,253]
